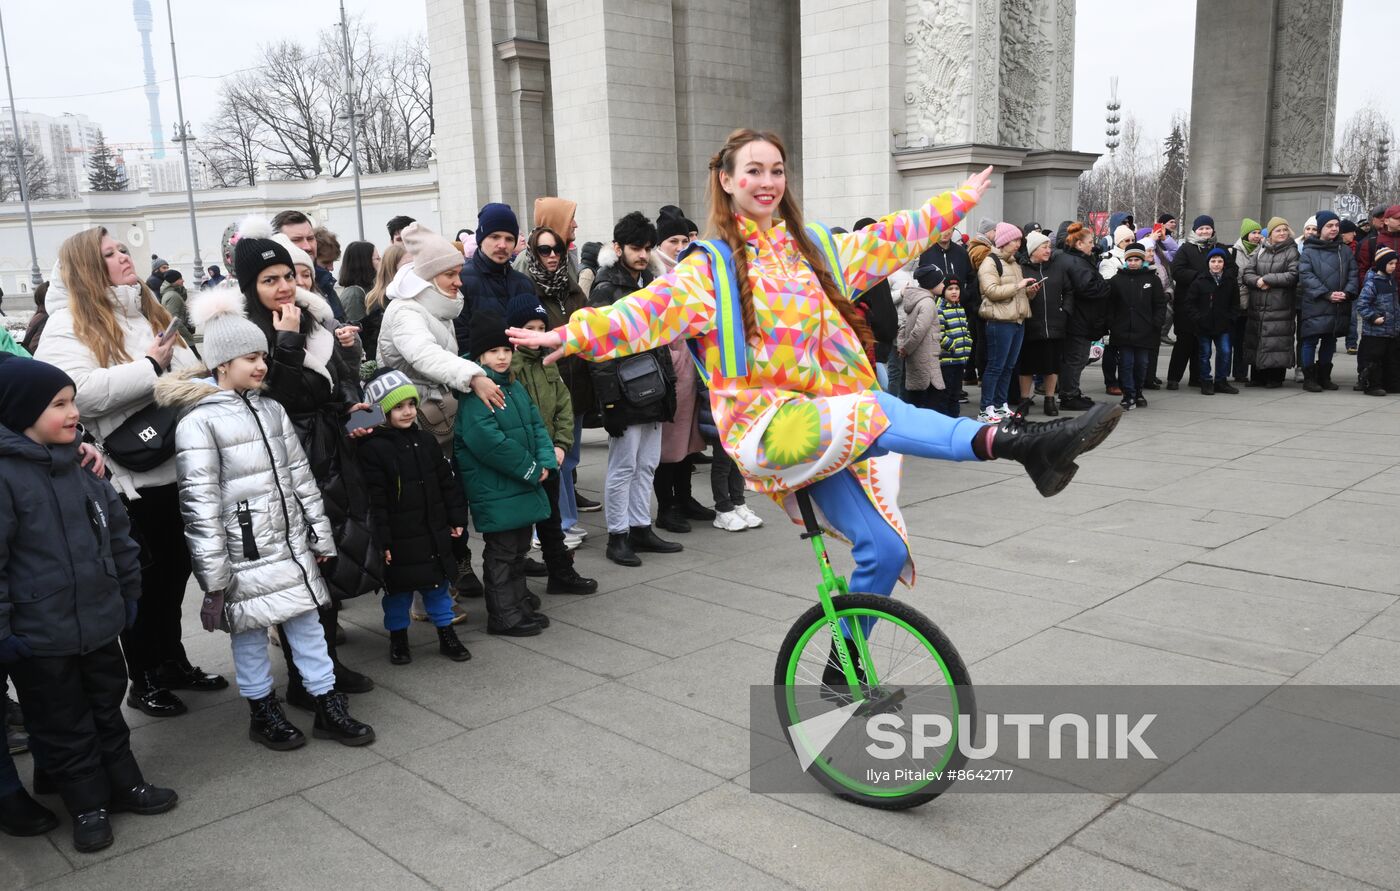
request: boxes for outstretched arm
[834,167,990,295]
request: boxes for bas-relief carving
[904,0,975,145]
[973,0,999,143]
[1053,0,1074,150]
[1267,0,1341,175]
[998,0,1051,149]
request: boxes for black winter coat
[0,427,142,656]
[457,249,537,354]
[1060,248,1112,337]
[1171,239,1235,337]
[1109,266,1167,349]
[359,426,469,593]
[1243,239,1300,370]
[1298,237,1359,340]
[1022,251,1070,342]
[1182,272,1239,337]
[920,240,980,317]
[252,306,383,600]
[588,262,677,434]
[855,280,898,363]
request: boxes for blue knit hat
[506,292,549,329]
[1314,210,1339,232]
[1192,215,1215,231]
[477,203,520,241]
[1207,247,1229,261]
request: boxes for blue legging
[807,391,981,603]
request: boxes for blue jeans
[1347,302,1359,350]
[1118,346,1150,399]
[231,608,335,700]
[1301,335,1336,368]
[981,321,1024,410]
[559,414,584,532]
[1198,333,1231,382]
[384,582,454,631]
[886,353,906,400]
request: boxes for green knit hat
[364,368,419,415]
[1239,217,1262,239]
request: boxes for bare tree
[0,137,56,202]
[1335,104,1396,209]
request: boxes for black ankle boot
[436,626,472,662]
[126,671,187,718]
[547,567,598,595]
[108,782,178,815]
[455,559,485,598]
[629,524,683,553]
[1043,395,1059,416]
[1302,365,1323,392]
[990,402,1123,497]
[158,658,229,692]
[389,629,412,665]
[655,503,691,534]
[1318,362,1339,390]
[72,809,112,853]
[333,660,374,694]
[679,496,716,521]
[0,788,59,837]
[606,532,642,567]
[312,691,376,746]
[248,694,306,750]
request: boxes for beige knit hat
[270,233,314,271]
[402,222,465,279]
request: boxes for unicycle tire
[774,594,974,810]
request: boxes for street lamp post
[1105,78,1122,224]
[0,4,43,289]
[166,0,203,282]
[338,0,364,240]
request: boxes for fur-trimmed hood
[597,244,668,279]
[154,365,268,413]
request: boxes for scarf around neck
[526,249,571,301]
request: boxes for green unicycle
[772,488,975,810]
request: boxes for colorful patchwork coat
[561,188,978,585]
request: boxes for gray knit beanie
[190,285,268,370]
[401,222,465,280]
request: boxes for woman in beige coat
[976,223,1035,420]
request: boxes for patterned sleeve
[835,187,980,295]
[562,253,717,361]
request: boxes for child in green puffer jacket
[453,311,557,636]
[506,295,597,597]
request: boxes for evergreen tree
[1158,121,1187,225]
[87,131,126,192]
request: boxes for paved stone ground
[8,366,1400,890]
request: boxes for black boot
[679,496,716,521]
[312,691,376,746]
[1058,392,1094,411]
[547,567,598,595]
[455,558,485,598]
[108,782,178,815]
[629,525,683,553]
[523,556,549,577]
[436,625,472,662]
[247,694,306,750]
[990,402,1123,497]
[1200,380,1214,395]
[606,532,642,567]
[0,788,59,837]
[126,671,187,718]
[1215,380,1239,394]
[1318,361,1339,390]
[655,503,691,534]
[157,657,229,692]
[525,586,542,611]
[333,660,375,694]
[1363,364,1388,396]
[72,809,113,853]
[1302,365,1323,392]
[389,629,412,665]
[1043,395,1059,416]
[284,678,316,712]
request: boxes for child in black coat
[1183,248,1240,394]
[1108,243,1168,410]
[0,358,177,853]
[359,369,473,665]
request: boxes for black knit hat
[1157,213,1176,224]
[912,264,945,291]
[233,217,294,294]
[469,310,512,359]
[163,269,183,284]
[0,358,75,434]
[506,293,549,329]
[656,206,689,243]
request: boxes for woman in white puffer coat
[35,226,227,718]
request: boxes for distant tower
[132,0,165,158]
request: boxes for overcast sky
[2,0,1394,158]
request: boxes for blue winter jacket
[1357,270,1400,339]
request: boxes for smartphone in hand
[345,404,385,432]
[160,317,180,342]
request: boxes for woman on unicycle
[509,129,1121,807]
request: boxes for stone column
[1187,0,1346,238]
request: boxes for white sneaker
[563,527,586,550]
[734,504,764,528]
[563,525,588,541]
[530,535,541,550]
[713,509,749,532]
[977,407,1003,423]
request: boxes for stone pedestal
[1186,0,1344,238]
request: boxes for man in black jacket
[1168,215,1234,389]
[457,203,537,353]
[588,211,682,567]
